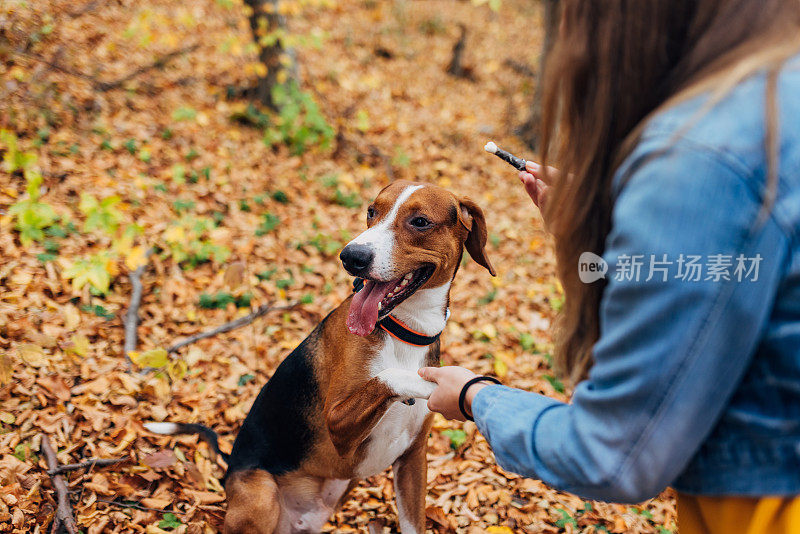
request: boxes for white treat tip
[143,422,178,435]
[484,141,498,154]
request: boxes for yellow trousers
[678,493,800,534]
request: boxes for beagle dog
[146,181,495,533]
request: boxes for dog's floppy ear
[458,197,496,276]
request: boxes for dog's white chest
[355,338,430,478]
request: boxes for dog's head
[340,180,495,336]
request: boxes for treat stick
[484,141,527,171]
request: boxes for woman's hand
[419,366,488,421]
[519,161,558,209]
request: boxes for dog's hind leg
[224,470,280,534]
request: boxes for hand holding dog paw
[418,366,483,421]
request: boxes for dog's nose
[340,244,374,276]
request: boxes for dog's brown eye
[367,206,376,219]
[409,216,432,229]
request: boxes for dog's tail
[143,422,230,463]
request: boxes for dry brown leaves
[0,0,676,532]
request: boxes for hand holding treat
[519,162,552,209]
[484,140,555,209]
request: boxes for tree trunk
[244,0,298,109]
[517,0,559,151]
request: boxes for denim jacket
[472,56,800,503]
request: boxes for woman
[419,1,800,532]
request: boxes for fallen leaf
[17,344,47,368]
[129,348,169,368]
[142,450,177,469]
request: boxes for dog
[145,180,495,533]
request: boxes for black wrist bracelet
[458,376,501,421]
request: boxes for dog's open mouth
[347,265,435,336]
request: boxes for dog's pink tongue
[347,280,394,336]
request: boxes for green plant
[238,373,256,387]
[199,292,252,309]
[301,232,342,256]
[275,277,293,290]
[272,190,289,204]
[519,332,535,352]
[263,82,335,155]
[478,288,497,305]
[162,216,231,268]
[256,268,278,281]
[158,512,183,530]
[441,429,467,450]
[172,107,197,121]
[543,374,565,393]
[81,303,116,320]
[123,138,137,154]
[3,131,60,245]
[1,130,36,171]
[79,194,123,234]
[230,103,271,130]
[256,213,280,236]
[333,188,361,208]
[64,252,118,295]
[554,508,578,529]
[173,199,196,213]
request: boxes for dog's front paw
[377,368,436,400]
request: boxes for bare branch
[41,436,79,534]
[96,498,177,514]
[123,249,154,369]
[15,45,199,92]
[47,457,128,477]
[167,301,301,354]
[94,45,200,91]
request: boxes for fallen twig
[167,301,301,354]
[96,498,178,514]
[16,45,199,92]
[94,45,200,91]
[47,457,128,477]
[17,49,95,84]
[503,58,536,78]
[41,436,79,534]
[123,249,154,369]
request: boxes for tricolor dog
[145,181,495,533]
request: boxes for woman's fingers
[525,160,559,185]
[418,367,440,383]
[519,172,547,208]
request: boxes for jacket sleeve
[471,138,789,503]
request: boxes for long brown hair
[539,0,800,382]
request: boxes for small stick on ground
[95,45,200,91]
[41,436,79,534]
[167,301,301,354]
[96,498,178,514]
[47,457,128,477]
[123,249,154,369]
[17,45,199,92]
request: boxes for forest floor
[0,0,676,532]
